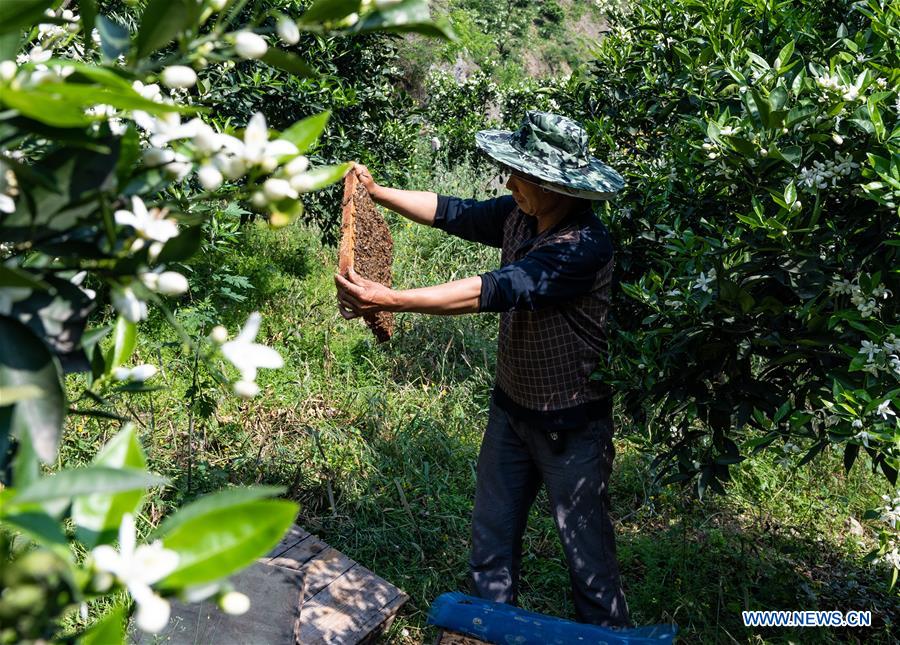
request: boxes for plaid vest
[495,206,615,413]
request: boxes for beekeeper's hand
[352,163,380,197]
[335,267,397,319]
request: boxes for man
[334,111,632,628]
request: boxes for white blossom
[133,111,199,148]
[872,283,892,300]
[883,548,900,570]
[875,400,896,421]
[695,270,716,293]
[828,277,854,296]
[860,340,881,362]
[233,380,260,398]
[879,493,900,529]
[90,514,179,634]
[111,285,148,323]
[220,312,284,395]
[234,31,268,59]
[235,112,297,170]
[115,196,179,244]
[885,334,900,354]
[132,81,163,102]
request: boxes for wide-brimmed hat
[475,110,624,200]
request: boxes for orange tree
[582,0,899,582]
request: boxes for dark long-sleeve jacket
[434,193,614,430]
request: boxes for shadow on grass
[382,314,498,389]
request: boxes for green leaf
[80,605,126,645]
[296,161,353,192]
[13,466,167,505]
[748,89,770,128]
[159,498,297,588]
[261,47,317,78]
[10,425,40,491]
[775,40,795,70]
[0,0,55,35]
[784,180,797,205]
[135,0,198,58]
[154,225,203,264]
[786,106,815,127]
[280,110,331,154]
[349,0,457,40]
[0,316,65,464]
[153,486,286,538]
[80,0,98,53]
[298,0,361,24]
[869,103,885,141]
[769,86,788,112]
[72,424,148,548]
[0,265,50,290]
[97,15,131,61]
[104,316,136,374]
[0,86,93,127]
[2,511,69,556]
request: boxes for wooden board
[135,524,408,645]
[339,169,394,343]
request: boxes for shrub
[579,0,899,580]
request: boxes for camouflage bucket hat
[475,110,624,200]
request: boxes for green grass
[60,148,900,643]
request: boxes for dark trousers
[468,399,631,628]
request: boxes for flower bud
[0,60,17,81]
[284,155,309,177]
[113,366,132,381]
[161,65,197,89]
[263,178,297,201]
[289,172,317,193]
[277,16,300,45]
[220,156,247,180]
[198,164,223,191]
[220,591,250,615]
[130,364,159,382]
[156,271,189,296]
[234,31,268,59]
[210,325,228,344]
[832,133,844,145]
[250,191,267,208]
[143,147,173,167]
